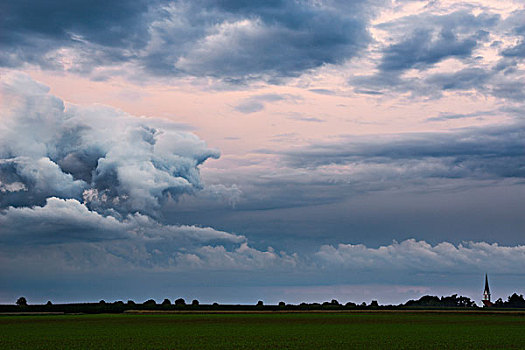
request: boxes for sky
[1,0,524,306]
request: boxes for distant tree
[345,301,356,308]
[127,300,136,306]
[212,302,219,307]
[175,298,186,306]
[16,297,27,306]
[278,301,286,307]
[143,299,156,306]
[505,294,525,308]
[331,299,340,306]
[370,300,379,307]
[99,300,106,305]
[256,300,264,307]
[162,299,171,306]
[192,299,199,306]
[456,296,475,307]
[360,302,366,307]
[46,301,52,306]
[494,298,504,307]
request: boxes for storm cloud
[0,73,219,216]
[1,0,373,81]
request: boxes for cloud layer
[316,239,525,274]
[282,123,525,183]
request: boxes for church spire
[482,274,492,307]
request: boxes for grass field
[1,311,525,349]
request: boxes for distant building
[482,274,492,307]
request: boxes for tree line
[4,293,525,313]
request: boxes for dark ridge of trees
[3,293,525,314]
[493,294,525,308]
[404,294,476,308]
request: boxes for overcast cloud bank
[1,0,374,82]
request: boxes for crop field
[1,311,525,349]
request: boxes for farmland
[1,311,525,349]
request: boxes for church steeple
[482,274,492,307]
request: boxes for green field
[1,311,525,349]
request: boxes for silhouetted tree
[16,297,27,306]
[143,299,156,306]
[331,299,340,306]
[256,300,264,307]
[494,298,504,307]
[278,301,286,307]
[456,296,475,307]
[99,300,106,305]
[192,299,199,306]
[127,300,136,306]
[46,301,52,306]
[162,299,171,306]
[370,300,379,307]
[345,301,356,307]
[506,294,525,308]
[175,298,186,306]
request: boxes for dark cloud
[1,0,373,81]
[282,123,525,180]
[0,0,152,69]
[376,10,497,73]
[502,41,525,58]
[379,29,481,72]
[423,67,491,91]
